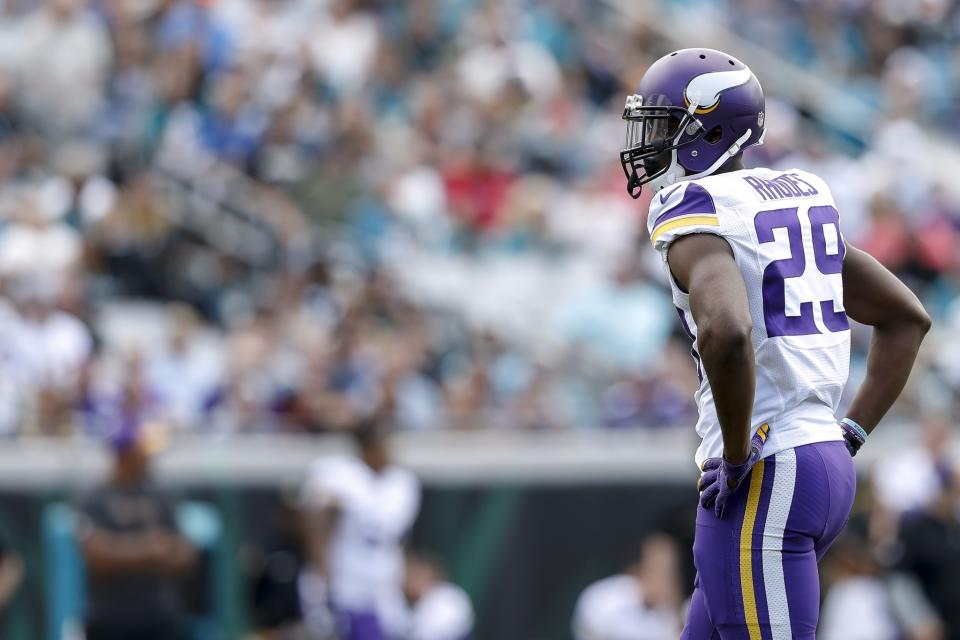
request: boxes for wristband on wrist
[841,417,868,442]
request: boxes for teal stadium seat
[42,501,228,640]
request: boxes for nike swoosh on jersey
[659,184,683,205]
[653,183,717,228]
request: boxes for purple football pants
[337,609,386,640]
[682,440,856,640]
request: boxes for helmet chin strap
[648,149,684,193]
[687,128,754,179]
[650,128,754,193]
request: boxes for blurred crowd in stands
[0,0,957,440]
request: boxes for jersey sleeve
[301,457,355,509]
[382,469,421,536]
[647,181,723,256]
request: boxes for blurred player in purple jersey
[620,48,931,639]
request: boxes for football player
[301,419,421,640]
[620,48,931,639]
[572,534,682,640]
[402,553,474,640]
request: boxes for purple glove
[698,425,768,519]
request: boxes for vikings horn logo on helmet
[684,67,754,114]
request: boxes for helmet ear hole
[704,125,723,144]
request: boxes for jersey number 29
[755,205,848,338]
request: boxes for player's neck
[711,155,745,176]
[362,454,389,473]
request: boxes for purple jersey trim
[652,183,717,228]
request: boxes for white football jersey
[647,167,849,467]
[302,455,421,630]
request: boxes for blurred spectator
[76,349,167,445]
[896,464,960,639]
[0,193,82,279]
[76,422,198,640]
[0,277,92,436]
[0,535,24,632]
[301,419,421,640]
[873,415,954,513]
[820,517,942,640]
[144,305,222,430]
[13,0,112,135]
[572,534,682,640]
[308,0,380,97]
[402,553,474,640]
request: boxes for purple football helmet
[620,48,765,198]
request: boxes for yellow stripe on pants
[740,460,765,640]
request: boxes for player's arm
[668,233,755,464]
[303,502,340,576]
[841,244,931,439]
[80,525,191,575]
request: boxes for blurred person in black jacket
[77,422,197,640]
[821,513,942,640]
[897,462,960,638]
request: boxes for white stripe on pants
[763,448,797,639]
